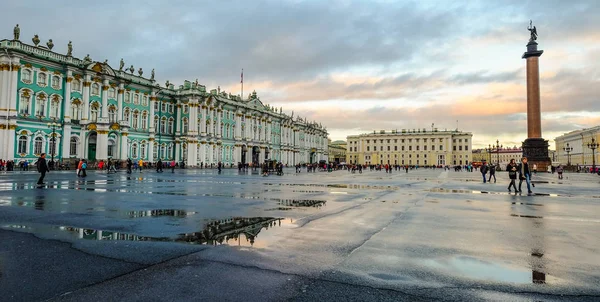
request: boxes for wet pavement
[0,168,599,301]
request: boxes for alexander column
[521,20,551,170]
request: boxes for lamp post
[47,119,62,168]
[563,143,573,166]
[588,137,599,173]
[492,139,502,167]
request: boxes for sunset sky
[4,0,599,148]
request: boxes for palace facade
[346,128,472,166]
[0,31,328,166]
[554,126,600,167]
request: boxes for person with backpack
[507,159,518,193]
[77,159,83,177]
[36,153,50,186]
[556,165,564,180]
[156,159,163,173]
[480,161,489,183]
[127,158,133,174]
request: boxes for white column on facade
[174,140,180,161]
[62,125,72,159]
[198,142,206,165]
[119,133,128,160]
[0,59,6,113]
[82,75,91,121]
[148,139,155,163]
[235,112,242,139]
[200,103,207,136]
[176,104,182,134]
[267,120,272,144]
[101,79,109,118]
[63,71,72,121]
[117,84,124,121]
[188,142,198,166]
[8,59,19,117]
[149,93,156,132]
[259,147,265,164]
[216,107,222,138]
[96,131,108,160]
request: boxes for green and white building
[0,31,328,166]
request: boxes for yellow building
[555,126,600,167]
[346,128,472,166]
[328,139,347,163]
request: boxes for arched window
[71,100,82,120]
[142,96,148,106]
[133,94,139,105]
[182,144,188,160]
[108,88,116,98]
[19,90,31,115]
[167,144,173,159]
[160,117,167,134]
[72,80,81,92]
[36,94,47,117]
[153,143,158,159]
[70,137,78,156]
[34,137,43,155]
[91,83,100,95]
[108,139,115,158]
[140,141,147,159]
[108,106,117,123]
[22,69,32,83]
[182,118,188,134]
[132,110,139,128]
[90,103,99,122]
[49,138,57,156]
[226,124,230,138]
[51,76,60,89]
[161,102,167,112]
[153,115,159,130]
[141,111,148,129]
[50,96,60,118]
[37,72,47,86]
[124,92,131,103]
[168,118,174,134]
[160,144,166,159]
[124,108,131,123]
[18,136,28,154]
[131,143,138,158]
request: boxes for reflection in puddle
[3,217,284,247]
[511,214,543,219]
[422,256,550,284]
[273,199,326,208]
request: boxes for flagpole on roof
[241,68,244,100]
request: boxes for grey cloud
[449,69,523,84]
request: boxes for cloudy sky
[4,0,599,148]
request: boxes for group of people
[480,157,534,195]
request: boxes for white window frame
[37,72,48,87]
[21,68,33,84]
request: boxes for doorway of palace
[88,133,97,161]
[265,147,270,161]
[252,146,260,165]
[241,145,247,165]
[310,148,316,164]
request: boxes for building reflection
[275,199,326,208]
[512,201,547,284]
[56,217,283,246]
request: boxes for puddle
[428,188,599,199]
[2,217,286,247]
[272,199,326,208]
[421,255,552,284]
[511,214,543,219]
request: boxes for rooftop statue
[151,68,155,80]
[119,58,124,71]
[528,20,538,41]
[32,34,40,46]
[138,67,143,76]
[13,24,20,40]
[103,59,108,65]
[83,54,92,64]
[129,65,134,74]
[67,41,73,56]
[165,80,170,88]
[46,39,54,50]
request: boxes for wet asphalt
[0,168,599,301]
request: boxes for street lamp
[563,143,573,166]
[47,119,62,168]
[587,137,599,173]
[492,139,502,166]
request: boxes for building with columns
[346,128,472,166]
[554,126,600,168]
[0,33,328,166]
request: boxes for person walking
[171,160,176,173]
[518,157,533,195]
[76,159,84,177]
[507,159,518,193]
[108,159,117,173]
[36,153,50,186]
[488,164,497,183]
[556,165,564,180]
[480,162,489,183]
[138,159,144,172]
[156,159,163,173]
[80,160,88,177]
[126,158,133,174]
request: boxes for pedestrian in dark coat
[506,159,518,193]
[36,153,50,185]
